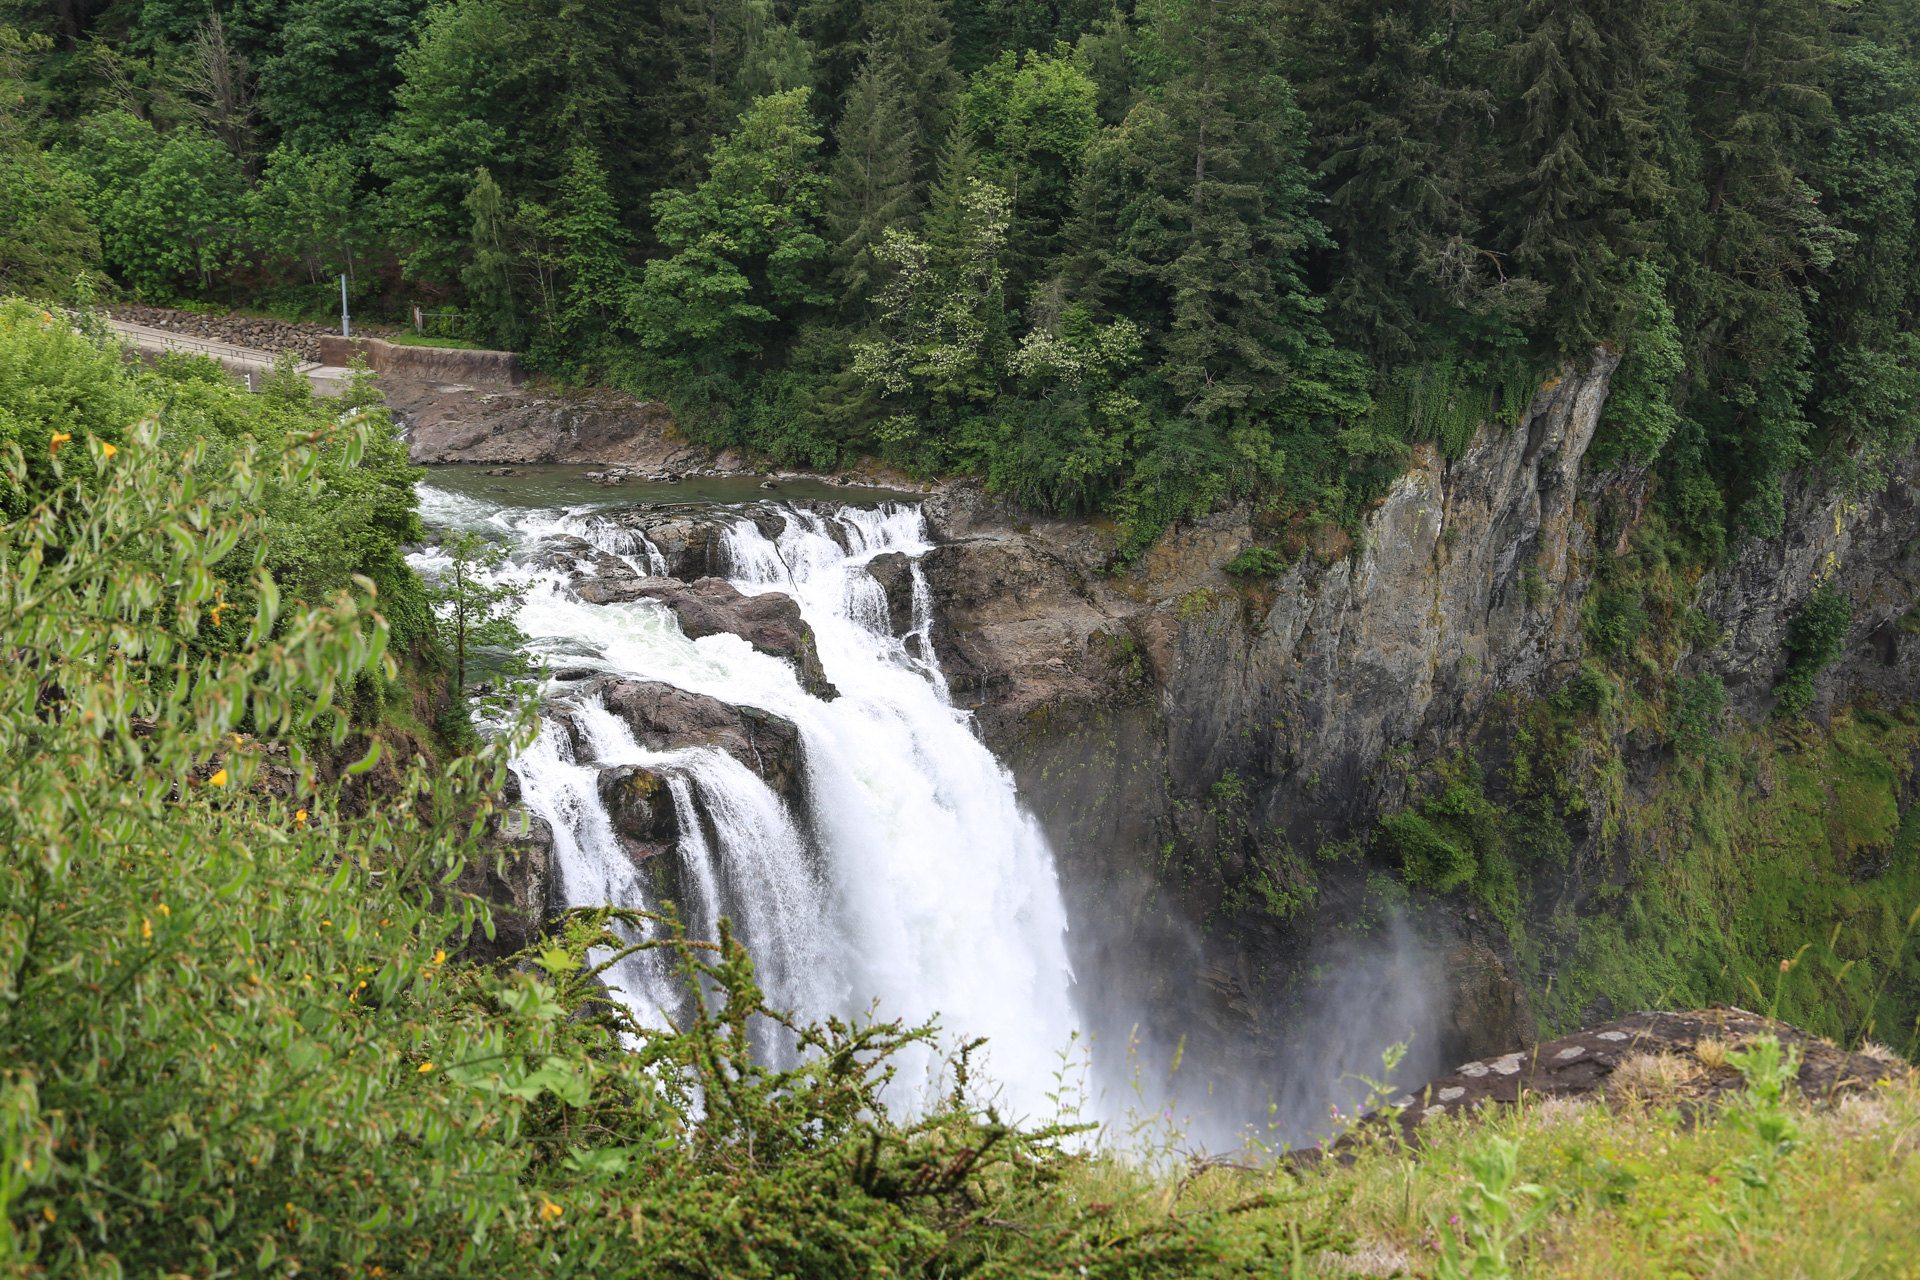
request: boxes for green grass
[380,331,494,351]
[1049,1066,1920,1278]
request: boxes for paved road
[105,318,353,396]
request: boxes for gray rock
[597,764,678,865]
[595,678,806,806]
[864,551,915,637]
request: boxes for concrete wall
[318,336,526,388]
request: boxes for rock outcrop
[535,534,837,698]
[1353,1007,1912,1149]
[590,678,805,806]
[598,764,678,865]
[453,808,557,965]
[864,552,916,638]
[913,350,1920,1105]
[395,380,758,471]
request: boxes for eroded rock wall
[919,351,1920,1109]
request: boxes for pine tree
[1285,0,1513,359]
[825,53,921,309]
[1495,0,1684,352]
[1681,0,1837,536]
[462,166,524,348]
[734,0,817,108]
[866,0,964,179]
[656,0,755,187]
[557,146,632,349]
[1116,0,1327,423]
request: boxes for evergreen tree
[1285,0,1514,359]
[462,166,523,347]
[734,0,818,108]
[867,0,964,178]
[657,0,754,187]
[1495,0,1684,352]
[825,53,921,309]
[1078,0,1326,424]
[555,146,632,353]
[1681,0,1837,536]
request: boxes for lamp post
[339,274,351,340]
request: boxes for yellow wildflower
[49,432,71,455]
[156,902,170,917]
[140,917,152,940]
[207,768,228,787]
[208,602,227,627]
[417,1062,434,1073]
[294,808,308,828]
[99,441,117,459]
[539,1200,563,1222]
[432,949,446,965]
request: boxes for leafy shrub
[1554,664,1615,717]
[1585,585,1649,661]
[1379,812,1479,892]
[1669,673,1728,755]
[1224,546,1288,577]
[1775,581,1854,718]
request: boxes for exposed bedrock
[588,678,806,808]
[534,533,837,699]
[598,764,678,866]
[454,808,557,966]
[919,348,1920,1101]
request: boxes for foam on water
[412,489,1078,1114]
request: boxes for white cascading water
[411,487,1078,1114]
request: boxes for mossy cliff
[916,352,1920,1109]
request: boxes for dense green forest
[4,0,1920,559]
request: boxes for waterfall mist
[413,481,1446,1151]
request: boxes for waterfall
[412,490,1078,1114]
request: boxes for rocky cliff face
[915,351,1920,1110]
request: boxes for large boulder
[597,764,677,866]
[579,576,838,700]
[864,551,916,638]
[595,678,806,806]
[451,809,556,965]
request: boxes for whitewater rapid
[410,486,1079,1114]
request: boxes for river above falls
[420,463,920,514]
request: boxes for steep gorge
[909,351,1920,1120]
[442,351,1920,1143]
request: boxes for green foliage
[424,529,527,692]
[249,143,372,284]
[1719,1036,1804,1211]
[630,88,831,373]
[1431,1134,1553,1280]
[1669,673,1728,757]
[824,54,920,308]
[1224,546,1287,578]
[1380,811,1479,893]
[0,300,140,517]
[258,0,432,158]
[67,111,247,298]
[1593,263,1684,466]
[1774,580,1853,719]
